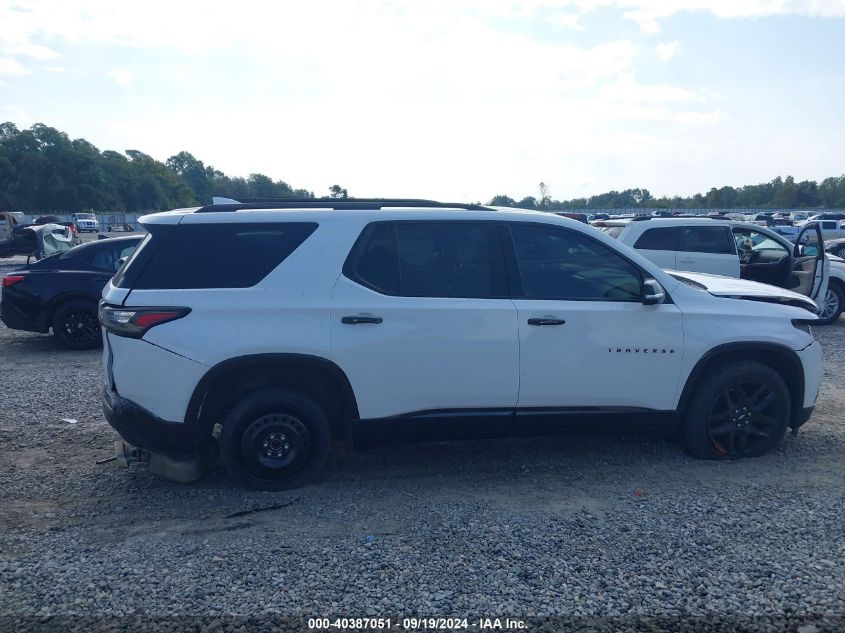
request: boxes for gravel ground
[1,258,844,632]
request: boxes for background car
[825,238,845,258]
[596,217,834,322]
[1,235,142,349]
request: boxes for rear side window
[118,223,317,289]
[346,221,507,299]
[633,227,681,251]
[678,226,735,254]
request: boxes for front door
[506,222,684,412]
[792,223,828,303]
[331,221,519,420]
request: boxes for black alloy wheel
[683,361,790,460]
[706,379,785,458]
[52,300,102,350]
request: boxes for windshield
[76,213,96,220]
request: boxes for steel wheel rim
[239,413,313,480]
[61,308,99,346]
[819,288,840,321]
[706,379,783,458]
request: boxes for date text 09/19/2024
[307,617,527,630]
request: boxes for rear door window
[118,223,317,289]
[633,227,681,251]
[345,221,507,298]
[679,226,735,254]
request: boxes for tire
[816,283,844,325]
[218,388,331,490]
[51,299,102,350]
[683,360,791,460]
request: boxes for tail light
[2,274,25,288]
[99,303,191,338]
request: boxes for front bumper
[796,340,823,409]
[102,386,205,455]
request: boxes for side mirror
[642,278,666,305]
[802,245,819,257]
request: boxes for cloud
[43,65,65,72]
[656,41,679,61]
[106,69,136,87]
[551,12,585,30]
[0,57,29,76]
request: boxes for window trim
[342,220,511,299]
[503,221,655,303]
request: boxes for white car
[596,217,836,323]
[72,212,100,233]
[100,199,824,490]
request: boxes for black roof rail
[195,198,492,213]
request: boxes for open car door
[792,222,828,306]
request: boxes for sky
[1,0,844,202]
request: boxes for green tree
[328,184,349,199]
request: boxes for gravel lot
[1,255,844,632]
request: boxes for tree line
[1,122,843,213]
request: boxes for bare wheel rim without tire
[706,378,785,458]
[238,412,314,480]
[819,288,841,322]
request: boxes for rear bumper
[0,291,49,333]
[102,386,205,455]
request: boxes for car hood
[669,270,818,312]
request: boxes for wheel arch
[185,353,360,444]
[47,291,101,325]
[677,342,805,427]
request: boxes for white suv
[597,217,837,323]
[100,199,824,490]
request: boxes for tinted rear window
[345,221,507,299]
[678,226,735,254]
[118,222,317,289]
[633,227,681,251]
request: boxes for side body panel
[330,275,520,419]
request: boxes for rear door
[676,225,739,276]
[331,221,519,419]
[792,223,828,303]
[630,226,679,270]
